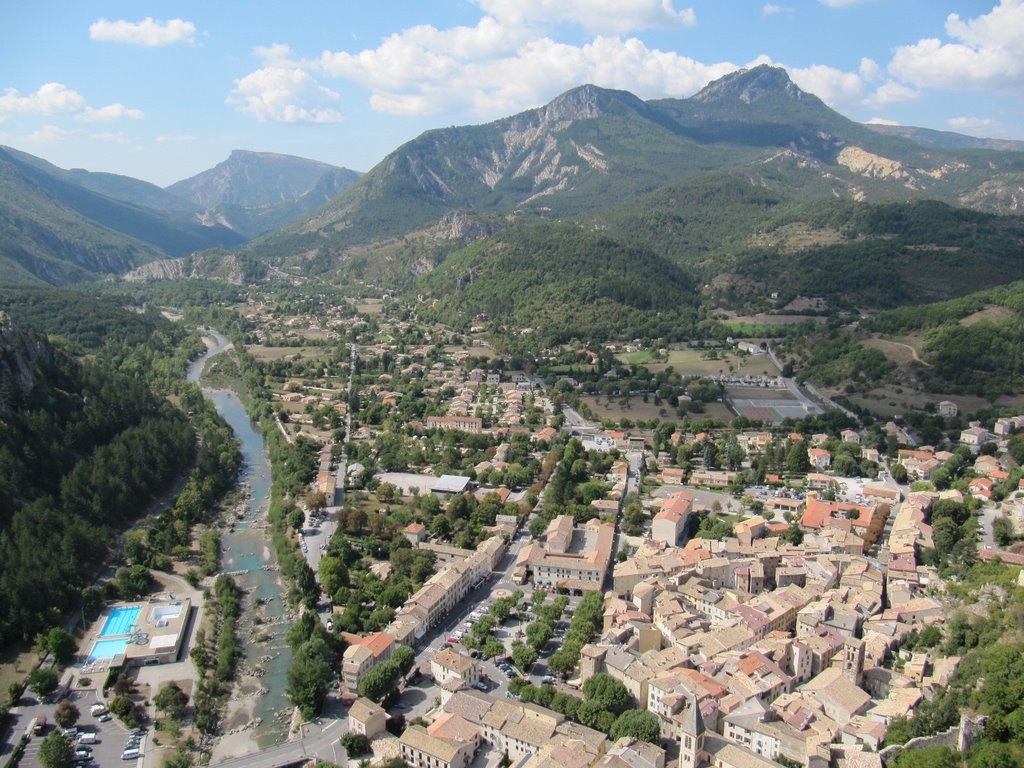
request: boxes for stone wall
[879,715,986,766]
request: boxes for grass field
[960,305,1016,326]
[860,342,925,368]
[846,388,1024,418]
[624,350,657,364]
[245,345,331,362]
[0,646,38,698]
[621,349,780,377]
[355,301,384,315]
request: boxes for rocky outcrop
[122,258,186,282]
[0,312,52,398]
[836,147,913,182]
[432,210,495,241]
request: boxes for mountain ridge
[241,65,1024,278]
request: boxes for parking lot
[10,687,148,768]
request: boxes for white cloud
[229,45,344,124]
[858,57,881,81]
[866,117,901,126]
[866,80,919,107]
[477,0,696,34]
[890,0,1024,89]
[76,103,144,122]
[0,83,85,115]
[89,17,197,46]
[762,4,784,16]
[320,24,735,118]
[948,115,994,132]
[27,124,72,142]
[0,83,144,127]
[789,63,866,107]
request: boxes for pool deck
[81,596,192,673]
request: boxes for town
[8,291,1024,768]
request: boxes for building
[525,519,615,592]
[653,495,693,546]
[341,631,396,692]
[432,648,481,688]
[390,537,506,641]
[403,522,428,545]
[348,697,387,739]
[433,474,474,497]
[83,599,192,671]
[400,716,479,768]
[960,426,990,453]
[427,416,484,434]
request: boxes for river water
[186,332,293,749]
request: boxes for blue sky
[2,1,1021,186]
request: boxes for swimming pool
[99,606,140,638]
[87,637,130,662]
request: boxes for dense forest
[0,319,194,643]
[0,286,240,646]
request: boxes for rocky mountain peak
[692,64,806,104]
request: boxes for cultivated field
[245,345,330,362]
[355,300,385,315]
[443,344,499,359]
[580,396,733,424]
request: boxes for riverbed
[187,333,295,755]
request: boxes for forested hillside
[867,281,1024,394]
[417,222,706,345]
[0,289,240,645]
[0,313,193,643]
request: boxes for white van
[77,734,97,745]
[121,749,140,760]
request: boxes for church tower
[679,695,706,768]
[843,637,865,686]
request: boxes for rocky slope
[242,66,1024,278]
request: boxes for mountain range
[2,64,1024,337]
[0,147,360,285]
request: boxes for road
[210,717,347,768]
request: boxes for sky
[2,0,1022,187]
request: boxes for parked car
[447,637,460,644]
[473,681,488,691]
[542,676,556,685]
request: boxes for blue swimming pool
[99,606,140,638]
[87,637,130,662]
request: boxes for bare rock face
[432,210,495,241]
[122,258,186,282]
[0,312,51,396]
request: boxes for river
[186,332,294,751]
